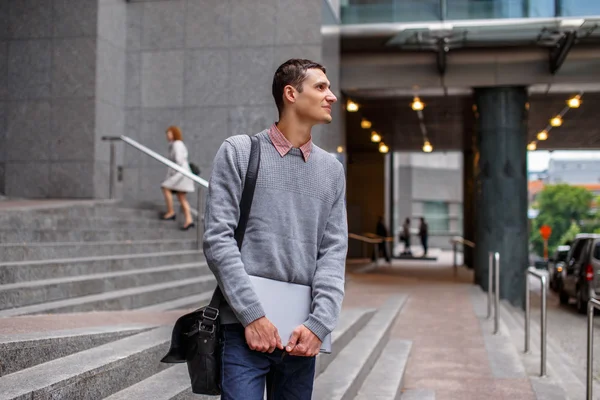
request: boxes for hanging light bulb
[411,97,425,111]
[527,141,537,151]
[371,131,382,143]
[336,146,343,153]
[567,95,581,108]
[537,130,548,141]
[422,140,433,153]
[379,142,389,154]
[550,115,563,127]
[360,118,372,129]
[346,100,359,112]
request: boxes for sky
[528,151,600,171]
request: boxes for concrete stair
[0,262,210,310]
[0,298,412,400]
[0,227,192,244]
[0,325,151,376]
[0,239,197,262]
[0,250,202,284]
[313,296,408,400]
[0,203,415,399]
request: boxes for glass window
[594,243,600,261]
[423,201,449,233]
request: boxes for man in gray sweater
[203,59,348,399]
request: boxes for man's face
[292,69,337,125]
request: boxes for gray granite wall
[0,0,343,202]
[1,0,98,198]
[122,0,339,207]
[95,0,127,199]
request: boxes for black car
[559,234,600,314]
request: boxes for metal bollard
[525,267,547,377]
[494,252,500,335]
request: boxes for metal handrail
[487,252,500,334]
[348,233,394,266]
[450,236,475,271]
[102,135,207,249]
[525,266,547,377]
[587,298,600,399]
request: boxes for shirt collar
[268,123,312,162]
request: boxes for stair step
[400,389,436,400]
[0,201,160,220]
[0,214,183,231]
[0,325,150,376]
[0,262,209,310]
[315,307,376,376]
[103,306,368,400]
[0,250,203,284]
[0,227,192,244]
[138,291,214,312]
[0,276,216,317]
[103,364,215,400]
[0,326,173,400]
[312,295,408,400]
[0,239,197,262]
[355,339,412,400]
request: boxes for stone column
[463,98,477,272]
[474,87,529,307]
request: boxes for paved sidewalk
[344,257,538,400]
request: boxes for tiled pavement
[344,256,538,400]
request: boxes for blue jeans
[220,324,316,400]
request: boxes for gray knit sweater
[203,130,348,341]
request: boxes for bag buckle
[202,307,219,321]
[199,324,216,335]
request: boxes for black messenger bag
[160,135,261,395]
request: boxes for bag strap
[201,135,261,324]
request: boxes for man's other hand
[286,325,322,357]
[245,317,284,353]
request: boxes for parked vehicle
[548,245,570,292]
[559,234,600,314]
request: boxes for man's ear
[283,85,296,105]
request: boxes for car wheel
[559,290,570,305]
[577,287,587,314]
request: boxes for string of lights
[346,99,390,154]
[346,96,432,154]
[527,93,583,151]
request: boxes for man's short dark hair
[272,59,326,116]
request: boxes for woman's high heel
[180,222,195,231]
[161,214,176,221]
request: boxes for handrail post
[108,141,116,199]
[525,269,530,353]
[541,275,547,376]
[487,252,493,319]
[525,267,548,377]
[494,252,500,335]
[587,298,600,399]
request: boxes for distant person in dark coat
[401,218,411,255]
[419,217,429,257]
[373,216,391,263]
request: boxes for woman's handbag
[160,135,261,395]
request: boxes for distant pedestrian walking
[373,216,391,263]
[419,217,429,257]
[400,218,412,255]
[160,125,195,231]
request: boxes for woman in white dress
[161,126,195,230]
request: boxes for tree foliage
[530,184,593,255]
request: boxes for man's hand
[245,317,284,353]
[286,325,322,357]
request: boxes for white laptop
[248,275,332,354]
